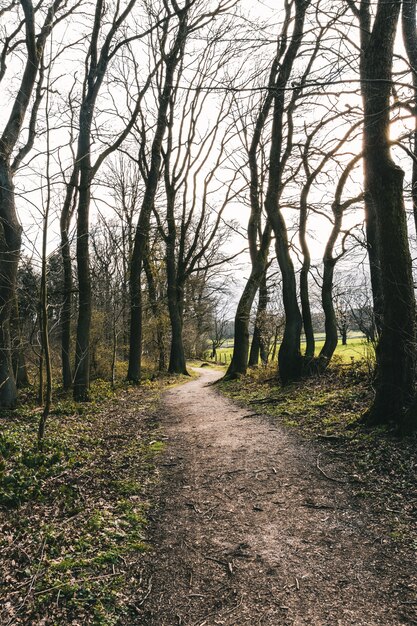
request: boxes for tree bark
[59,167,78,389]
[0,161,21,406]
[248,273,268,367]
[319,258,338,365]
[0,0,60,407]
[143,249,166,371]
[299,185,315,360]
[166,251,188,375]
[73,112,93,401]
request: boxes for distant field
[207,334,374,365]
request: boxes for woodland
[1,0,417,624]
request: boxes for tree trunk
[168,308,187,375]
[143,250,166,371]
[128,62,181,382]
[59,168,77,390]
[61,231,73,390]
[271,325,279,363]
[166,248,188,375]
[73,161,92,401]
[128,10,189,382]
[10,295,30,388]
[248,326,261,368]
[365,197,383,337]
[319,259,338,366]
[263,0,308,385]
[111,313,117,389]
[224,277,257,378]
[267,207,302,384]
[248,273,268,367]
[299,186,315,360]
[38,180,52,447]
[362,0,417,427]
[0,161,21,407]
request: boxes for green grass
[206,334,373,366]
[218,362,370,436]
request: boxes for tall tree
[263,0,310,384]
[346,0,384,336]
[319,155,363,366]
[0,0,66,407]
[224,33,281,380]
[127,0,191,382]
[158,76,237,375]
[127,0,236,382]
[353,0,417,428]
[69,0,156,399]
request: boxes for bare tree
[348,0,417,430]
[319,154,363,365]
[66,0,157,400]
[127,0,236,382]
[263,0,310,385]
[0,0,70,407]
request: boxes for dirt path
[141,368,415,625]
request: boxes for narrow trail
[142,368,414,626]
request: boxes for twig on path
[195,595,243,626]
[218,469,246,478]
[302,501,336,510]
[34,571,126,597]
[316,454,347,484]
[137,575,153,607]
[316,434,348,441]
[204,555,234,576]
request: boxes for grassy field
[207,334,374,366]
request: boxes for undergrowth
[0,375,179,626]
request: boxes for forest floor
[1,366,416,625]
[139,365,417,626]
